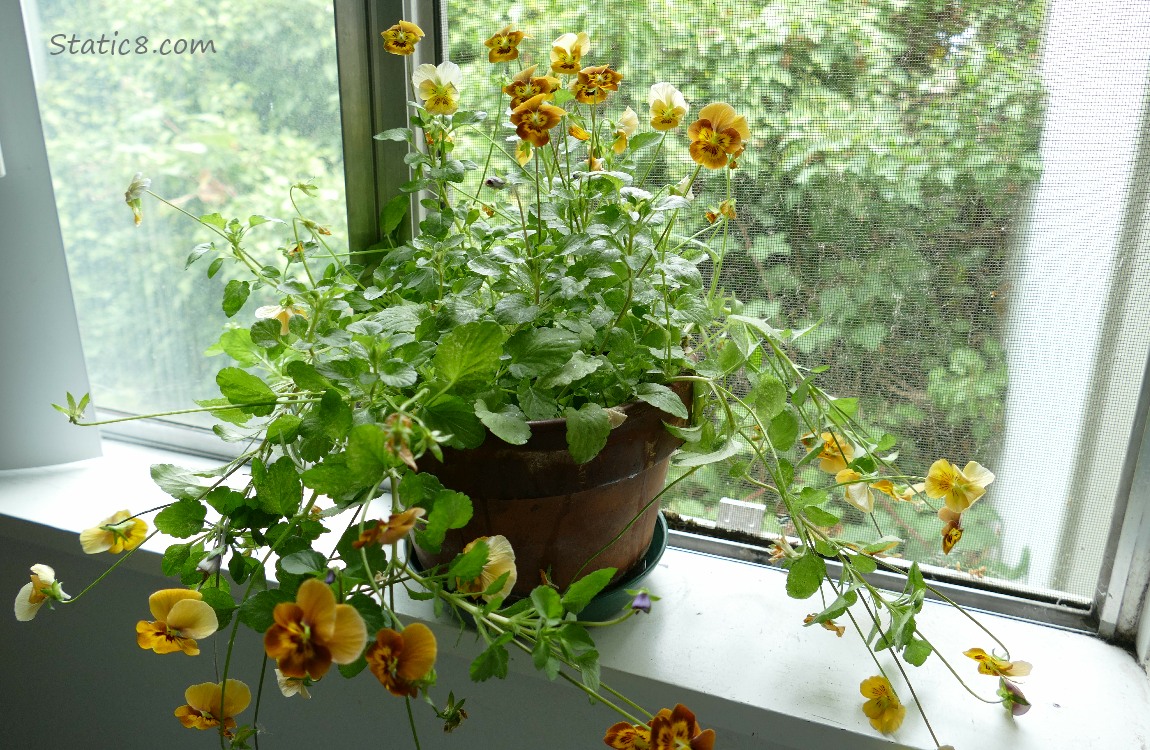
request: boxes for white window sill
[2,439,1147,749]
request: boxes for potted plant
[18,20,1031,748]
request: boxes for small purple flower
[630,591,653,614]
[324,568,338,585]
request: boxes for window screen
[440,0,1150,604]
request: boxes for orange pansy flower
[263,578,368,680]
[175,679,250,736]
[502,65,561,109]
[510,94,566,147]
[604,704,714,750]
[366,623,438,697]
[572,64,623,105]
[687,102,750,169]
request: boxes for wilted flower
[612,106,639,154]
[255,302,307,336]
[366,623,438,697]
[550,32,590,74]
[275,669,312,699]
[630,590,653,614]
[568,124,591,141]
[964,647,1032,678]
[925,459,995,513]
[484,25,526,63]
[572,64,623,105]
[859,675,906,734]
[456,535,517,602]
[124,172,151,226]
[79,509,147,554]
[998,678,1032,716]
[502,65,560,109]
[381,20,424,55]
[804,613,846,637]
[411,61,463,115]
[14,564,69,622]
[264,578,368,679]
[648,83,689,130]
[939,506,963,554]
[175,679,250,736]
[352,507,427,548]
[687,102,750,169]
[510,94,566,147]
[136,589,219,655]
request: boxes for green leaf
[803,505,841,527]
[285,361,332,392]
[151,463,209,501]
[470,633,514,681]
[672,438,743,468]
[204,487,246,515]
[564,403,611,464]
[380,194,409,237]
[433,320,505,386]
[154,499,207,538]
[535,351,602,389]
[207,256,225,279]
[185,242,214,269]
[238,589,293,633]
[200,587,236,629]
[279,550,327,575]
[750,376,788,420]
[199,212,227,229]
[375,127,413,142]
[265,413,303,444]
[378,360,418,388]
[903,637,933,667]
[414,490,473,554]
[785,553,826,599]
[345,423,394,485]
[448,539,490,582]
[216,367,276,417]
[254,456,303,516]
[561,568,617,614]
[222,279,250,317]
[301,454,358,498]
[635,383,689,419]
[848,552,878,574]
[474,399,531,446]
[806,587,857,624]
[531,586,564,623]
[506,328,580,379]
[767,409,799,450]
[422,395,486,449]
[208,328,260,367]
[161,543,192,576]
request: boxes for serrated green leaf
[200,587,236,629]
[561,568,617,615]
[803,505,841,527]
[433,320,505,386]
[767,409,799,450]
[204,487,246,515]
[216,367,276,417]
[422,395,486,450]
[565,403,611,464]
[222,280,250,317]
[469,635,513,681]
[265,413,302,444]
[531,586,564,623]
[903,637,933,666]
[285,361,332,392]
[375,127,413,142]
[151,463,209,501]
[414,490,473,554]
[161,543,192,576]
[345,423,393,485]
[154,499,207,538]
[786,553,825,599]
[506,328,580,379]
[279,550,327,575]
[254,456,302,516]
[672,437,743,468]
[475,399,531,446]
[448,539,490,582]
[635,383,689,419]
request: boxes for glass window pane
[440,1,1150,604]
[27,0,345,426]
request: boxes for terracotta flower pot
[414,381,691,597]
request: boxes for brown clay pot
[414,380,692,597]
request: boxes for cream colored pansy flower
[550,32,590,75]
[648,82,689,131]
[14,564,69,621]
[456,535,517,602]
[835,468,875,513]
[924,459,995,513]
[612,106,639,154]
[411,61,463,116]
[275,669,312,699]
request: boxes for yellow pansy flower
[687,102,750,169]
[964,647,1032,678]
[136,588,219,655]
[175,679,250,736]
[411,61,463,115]
[381,20,424,55]
[809,431,854,473]
[648,82,689,131]
[571,64,623,105]
[484,25,526,63]
[860,675,906,734]
[924,459,995,513]
[502,65,560,109]
[550,32,590,75]
[79,509,147,554]
[456,535,517,602]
